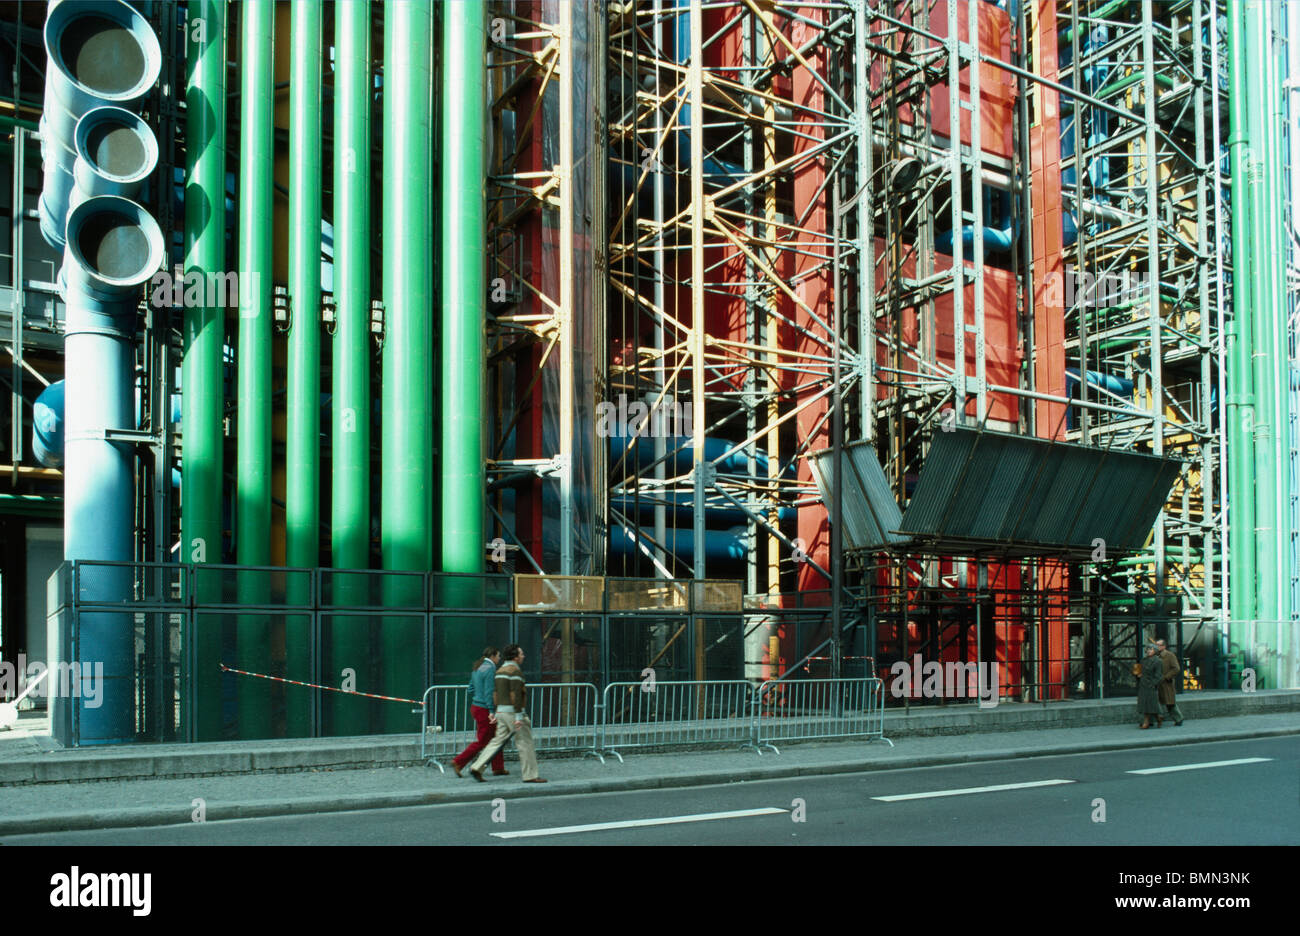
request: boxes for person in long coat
[1156,639,1184,725]
[1137,642,1164,729]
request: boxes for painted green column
[1244,0,1277,688]
[439,1,488,690]
[1262,0,1292,647]
[382,0,434,732]
[183,0,228,742]
[331,0,372,734]
[440,4,486,571]
[236,0,275,738]
[285,0,323,736]
[1225,0,1257,658]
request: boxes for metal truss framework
[494,0,1228,680]
[1057,0,1223,624]
[603,0,864,683]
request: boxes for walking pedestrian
[452,647,508,778]
[1137,641,1164,729]
[1156,639,1185,726]
[469,644,547,783]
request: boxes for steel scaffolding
[1057,0,1225,627]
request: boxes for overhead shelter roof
[897,427,1185,558]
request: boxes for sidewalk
[1,690,1297,836]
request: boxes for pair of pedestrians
[450,644,547,783]
[1136,639,1185,729]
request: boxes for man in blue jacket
[452,647,508,777]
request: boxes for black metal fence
[45,561,745,746]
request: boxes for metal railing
[419,676,892,766]
[599,679,755,761]
[753,677,892,753]
[420,682,604,771]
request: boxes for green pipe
[438,2,489,692]
[440,2,486,576]
[331,0,371,735]
[0,493,62,517]
[284,0,322,737]
[1264,0,1291,638]
[1093,70,1174,101]
[1245,0,1277,685]
[1061,0,1131,44]
[236,0,275,739]
[183,0,228,742]
[0,113,39,132]
[1224,0,1257,642]
[381,0,434,732]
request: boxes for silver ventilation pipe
[56,195,164,744]
[39,0,164,746]
[39,0,160,248]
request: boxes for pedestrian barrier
[752,677,892,753]
[420,676,891,767]
[420,682,603,771]
[520,682,604,762]
[598,679,755,762]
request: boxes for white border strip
[872,779,1076,802]
[489,807,789,839]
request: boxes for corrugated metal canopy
[809,441,911,550]
[898,427,1184,555]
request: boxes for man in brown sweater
[469,644,547,783]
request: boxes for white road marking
[871,779,1076,802]
[1127,757,1273,775]
[488,807,789,839]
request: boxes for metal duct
[68,105,158,211]
[32,380,66,469]
[38,0,161,248]
[59,194,164,744]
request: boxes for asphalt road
[5,736,1297,845]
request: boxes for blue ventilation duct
[611,491,793,526]
[611,524,750,562]
[38,0,161,248]
[608,433,774,476]
[60,195,164,744]
[32,381,66,468]
[40,0,164,746]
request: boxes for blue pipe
[608,433,775,476]
[611,524,749,562]
[611,492,793,526]
[935,187,1016,256]
[672,11,745,183]
[32,381,65,468]
[61,195,164,744]
[1065,367,1134,397]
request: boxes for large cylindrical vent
[61,194,165,307]
[69,105,158,210]
[61,194,163,744]
[39,0,161,248]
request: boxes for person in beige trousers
[469,644,547,783]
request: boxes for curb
[8,693,1298,786]
[3,723,1297,837]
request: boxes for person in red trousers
[452,647,507,777]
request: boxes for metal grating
[809,441,910,551]
[899,428,1185,554]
